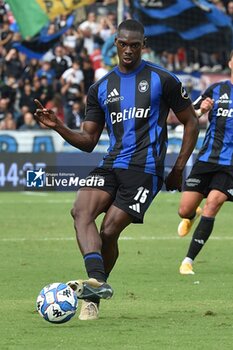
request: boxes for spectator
[16,105,29,129]
[36,61,55,86]
[0,75,17,105]
[227,0,233,18]
[211,0,226,12]
[65,101,84,129]
[19,111,40,130]
[79,12,100,35]
[62,26,80,56]
[0,111,16,130]
[38,76,54,106]
[50,45,72,80]
[60,58,84,107]
[19,82,36,111]
[61,58,84,86]
[0,98,12,122]
[142,46,160,64]
[0,20,13,50]
[89,43,102,70]
[32,75,42,101]
[97,17,116,41]
[94,60,109,81]
[22,58,40,82]
[0,0,7,23]
[80,26,97,55]
[4,48,22,79]
[82,57,95,95]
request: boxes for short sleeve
[84,85,105,126]
[163,75,192,113]
[193,84,215,109]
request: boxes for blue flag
[13,15,74,59]
[133,0,232,53]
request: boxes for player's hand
[165,168,183,192]
[34,99,60,129]
[200,97,214,115]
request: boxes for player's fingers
[34,99,44,109]
[34,112,42,120]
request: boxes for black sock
[187,216,215,261]
[83,252,106,304]
[84,252,106,282]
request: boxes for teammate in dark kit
[34,19,199,320]
[178,51,233,275]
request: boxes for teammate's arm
[194,96,214,118]
[165,104,199,191]
[34,99,104,152]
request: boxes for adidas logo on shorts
[129,203,141,213]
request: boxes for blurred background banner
[36,0,96,19]
[5,0,95,38]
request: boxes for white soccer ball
[36,282,78,324]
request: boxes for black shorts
[83,167,163,223]
[183,161,233,201]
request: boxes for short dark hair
[117,19,144,37]
[229,50,233,60]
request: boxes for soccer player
[178,51,233,275]
[34,19,199,320]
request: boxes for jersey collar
[114,60,146,78]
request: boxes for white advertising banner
[0,130,205,153]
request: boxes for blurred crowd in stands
[0,0,232,132]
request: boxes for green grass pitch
[1,191,233,350]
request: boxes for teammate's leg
[180,190,227,274]
[178,191,203,237]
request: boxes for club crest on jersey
[181,86,189,99]
[138,80,149,93]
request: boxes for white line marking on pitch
[0,199,72,204]
[0,236,233,242]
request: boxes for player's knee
[178,205,192,218]
[70,207,75,218]
[100,218,119,241]
[203,200,222,216]
[71,200,96,227]
[71,202,86,222]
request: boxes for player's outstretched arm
[34,99,104,152]
[165,104,199,191]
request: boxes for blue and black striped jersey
[85,60,192,176]
[195,80,233,166]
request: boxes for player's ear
[228,59,232,70]
[114,37,117,46]
[143,37,147,48]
